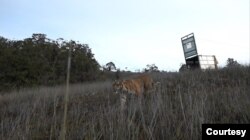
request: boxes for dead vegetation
[0,66,249,140]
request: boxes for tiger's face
[112,80,124,94]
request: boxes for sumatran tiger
[112,74,155,110]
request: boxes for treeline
[0,34,100,91]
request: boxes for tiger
[112,74,156,110]
[112,74,154,96]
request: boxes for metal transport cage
[181,33,218,70]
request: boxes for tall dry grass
[0,66,249,140]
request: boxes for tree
[144,64,159,72]
[105,62,116,71]
[226,58,240,68]
[0,34,101,91]
[32,33,47,44]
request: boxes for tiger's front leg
[120,93,127,111]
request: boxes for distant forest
[0,34,101,91]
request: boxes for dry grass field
[0,66,249,140]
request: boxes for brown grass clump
[0,66,249,140]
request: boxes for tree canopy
[0,33,100,91]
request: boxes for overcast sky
[1,0,249,71]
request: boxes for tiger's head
[112,80,137,95]
[112,80,124,94]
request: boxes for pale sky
[0,0,249,71]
